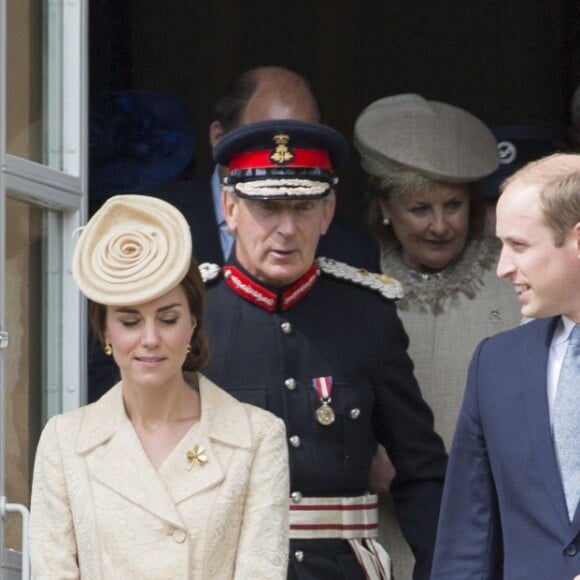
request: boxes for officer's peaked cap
[214,120,348,200]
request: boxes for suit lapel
[572,501,580,531]
[522,318,572,529]
[155,175,224,265]
[182,175,223,265]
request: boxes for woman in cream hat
[29,195,289,579]
[354,94,522,580]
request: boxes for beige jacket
[378,239,522,580]
[30,374,289,579]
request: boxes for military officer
[201,119,447,580]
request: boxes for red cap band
[229,149,333,172]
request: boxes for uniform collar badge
[223,263,320,311]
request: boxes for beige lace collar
[380,238,500,314]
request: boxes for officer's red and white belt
[289,493,379,540]
[289,494,391,579]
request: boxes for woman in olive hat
[354,94,522,580]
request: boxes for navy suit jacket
[161,175,224,265]
[431,317,580,579]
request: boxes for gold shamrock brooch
[186,444,208,470]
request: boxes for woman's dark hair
[89,259,210,373]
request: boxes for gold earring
[104,343,112,356]
[186,344,192,354]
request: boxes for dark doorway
[89,0,580,224]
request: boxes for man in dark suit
[165,65,381,270]
[431,153,580,579]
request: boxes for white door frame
[0,0,88,576]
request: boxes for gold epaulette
[199,262,221,283]
[316,257,404,300]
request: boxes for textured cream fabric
[378,241,522,580]
[30,375,289,579]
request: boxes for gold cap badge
[269,133,295,165]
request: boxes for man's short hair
[213,70,260,132]
[502,153,580,246]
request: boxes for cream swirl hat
[72,194,192,306]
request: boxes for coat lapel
[159,431,226,503]
[572,501,580,532]
[77,377,254,515]
[160,375,253,503]
[522,318,572,530]
[76,385,185,529]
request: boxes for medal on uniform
[312,376,335,426]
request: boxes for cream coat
[378,239,522,580]
[30,374,289,579]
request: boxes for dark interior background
[90,0,580,224]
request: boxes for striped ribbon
[289,494,379,539]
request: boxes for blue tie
[554,323,580,521]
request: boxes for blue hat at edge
[89,91,196,199]
[213,119,348,200]
[476,124,565,200]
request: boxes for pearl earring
[382,217,390,226]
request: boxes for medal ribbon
[312,376,333,400]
